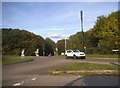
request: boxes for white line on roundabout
[12,77,37,86]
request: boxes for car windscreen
[73,50,80,52]
[67,51,72,53]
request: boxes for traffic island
[50,70,119,76]
[50,62,120,76]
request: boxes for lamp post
[56,47,58,56]
[43,44,45,56]
[64,25,67,52]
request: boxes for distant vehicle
[65,50,85,59]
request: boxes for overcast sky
[2,2,118,42]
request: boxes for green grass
[86,54,118,59]
[56,54,119,59]
[56,62,119,71]
[51,71,119,76]
[2,55,33,65]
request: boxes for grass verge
[56,54,119,59]
[2,55,33,65]
[86,54,118,59]
[56,62,119,71]
[51,62,120,76]
[50,70,119,76]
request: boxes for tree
[2,28,45,56]
[68,32,82,50]
[85,11,119,54]
[56,39,65,55]
[56,11,119,54]
[44,38,55,56]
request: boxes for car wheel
[81,56,85,59]
[65,55,68,59]
[73,55,77,59]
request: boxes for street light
[64,25,67,52]
[43,44,45,56]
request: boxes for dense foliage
[44,38,56,56]
[2,11,119,55]
[56,39,66,54]
[2,28,55,56]
[57,11,119,54]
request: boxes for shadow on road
[64,76,119,86]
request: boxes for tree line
[1,11,119,55]
[2,28,55,56]
[56,11,119,54]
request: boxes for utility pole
[43,44,45,56]
[64,25,67,52]
[80,11,84,52]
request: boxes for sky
[2,1,118,42]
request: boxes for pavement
[2,56,119,86]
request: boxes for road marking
[13,77,37,86]
[13,81,24,86]
[13,83,21,86]
[32,77,37,81]
[78,76,83,78]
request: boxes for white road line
[31,77,37,81]
[13,77,37,86]
[13,83,21,86]
[13,81,24,86]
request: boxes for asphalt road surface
[2,56,119,86]
[65,76,119,86]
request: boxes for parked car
[65,50,85,59]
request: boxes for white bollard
[35,49,39,56]
[21,49,25,58]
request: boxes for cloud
[40,28,65,31]
[48,33,65,39]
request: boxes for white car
[65,50,85,59]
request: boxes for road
[65,76,119,86]
[2,56,119,86]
